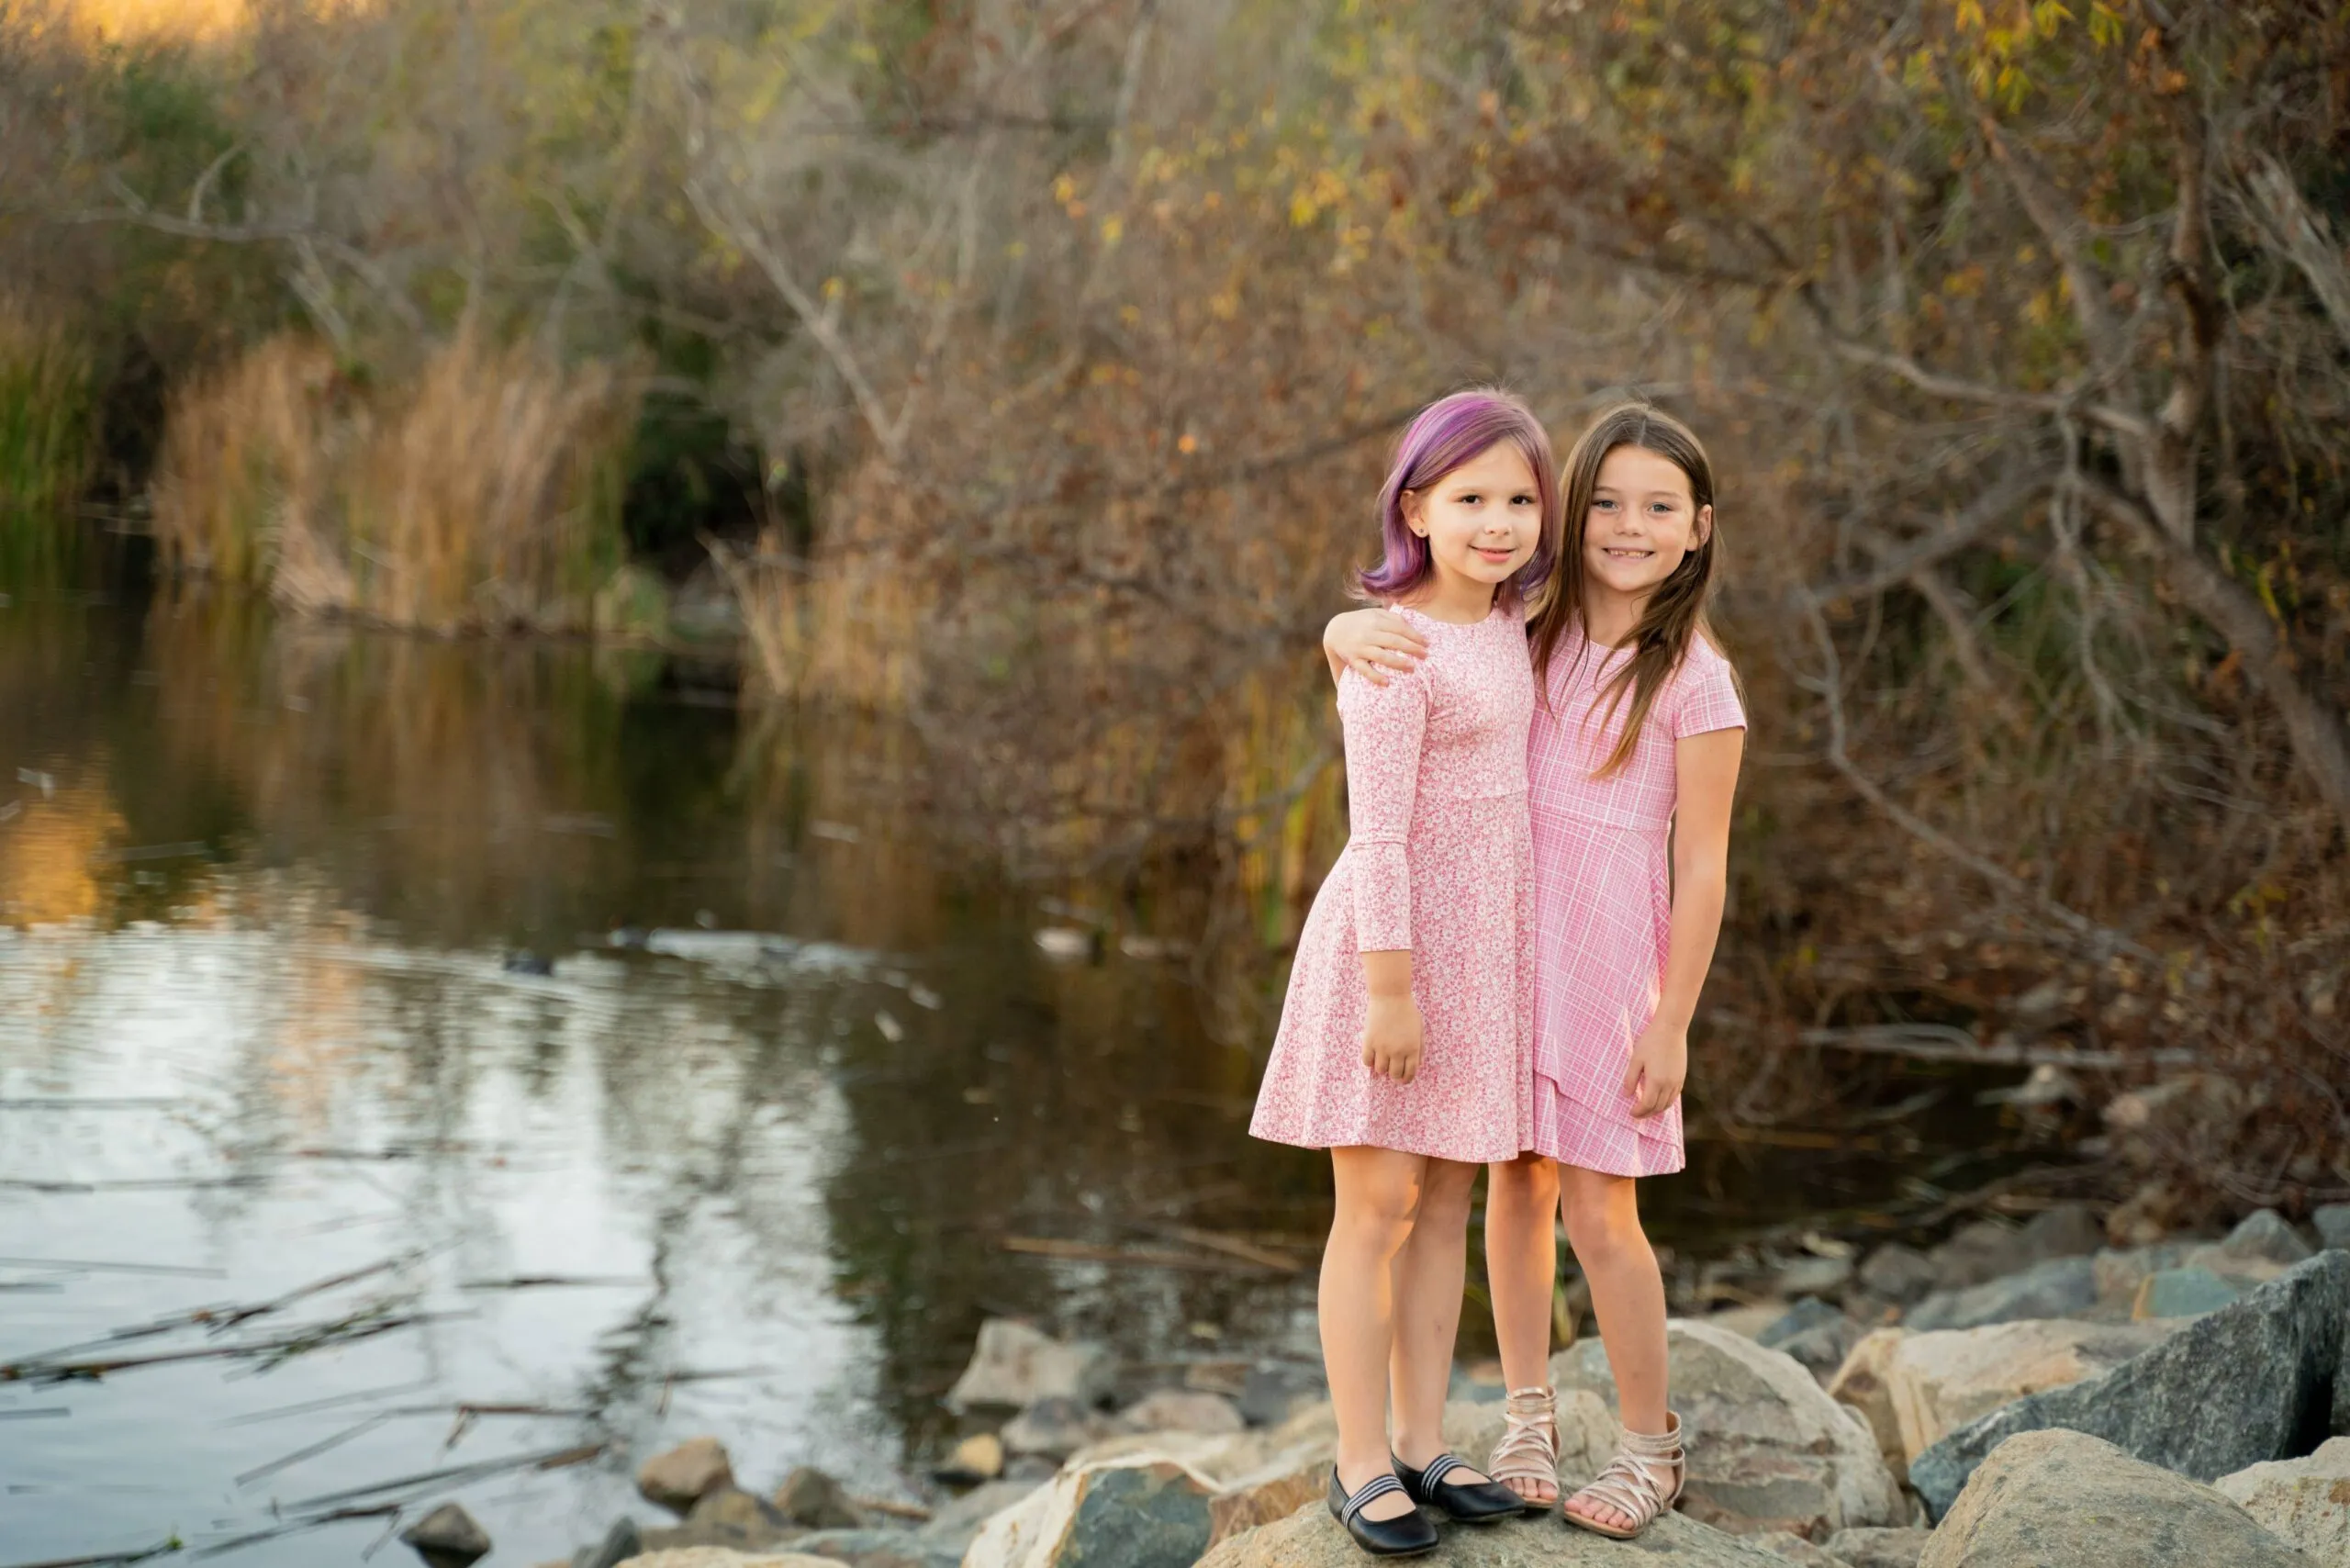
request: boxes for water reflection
[0,587,1321,1566]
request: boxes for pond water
[0,583,2020,1567]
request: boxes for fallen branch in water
[0,1540,184,1568]
[1795,1024,2197,1070]
[284,1441,605,1512]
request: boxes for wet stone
[2132,1265,2242,1320]
[400,1503,492,1568]
[638,1436,737,1515]
[570,1518,642,1568]
[774,1467,864,1530]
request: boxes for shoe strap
[1414,1451,1466,1490]
[1342,1472,1408,1528]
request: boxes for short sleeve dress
[1248,601,1535,1165]
[1524,628,1745,1177]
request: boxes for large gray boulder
[1551,1318,1903,1538]
[1908,1249,2350,1519]
[1903,1256,2097,1332]
[1917,1428,2311,1566]
[1885,1319,2171,1463]
[1196,1506,1795,1566]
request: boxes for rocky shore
[396,1200,2350,1568]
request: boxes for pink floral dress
[1249,602,1534,1164]
[1525,628,1746,1176]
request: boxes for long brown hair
[1527,402,1727,777]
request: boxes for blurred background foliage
[1,0,2345,1213]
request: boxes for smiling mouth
[1473,546,1516,561]
[1602,547,1654,560]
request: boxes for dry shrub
[0,292,96,525]
[151,332,636,633]
[151,335,336,585]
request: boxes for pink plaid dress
[1249,602,1534,1164]
[1526,629,1745,1176]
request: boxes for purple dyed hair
[1356,387,1559,606]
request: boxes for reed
[151,335,335,586]
[0,295,98,570]
[151,332,637,633]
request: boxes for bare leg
[1322,1145,1426,1522]
[1561,1164,1673,1532]
[1388,1157,1493,1478]
[1483,1151,1561,1504]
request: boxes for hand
[1621,1018,1688,1119]
[1360,993,1426,1084]
[1326,609,1427,688]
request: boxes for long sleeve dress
[1248,601,1534,1164]
[1523,627,1746,1177]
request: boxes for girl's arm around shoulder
[1324,607,1427,689]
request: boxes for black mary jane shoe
[1326,1468,1439,1557]
[1392,1450,1525,1523]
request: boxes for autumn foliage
[2,0,2346,1208]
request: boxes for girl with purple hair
[1249,388,1554,1557]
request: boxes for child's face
[1583,443,1710,600]
[1403,441,1542,591]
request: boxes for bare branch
[2072,473,2350,838]
[1800,603,2152,960]
[1830,339,2148,441]
[1979,118,2126,367]
[2244,154,2350,354]
[66,195,423,333]
[1801,463,2054,605]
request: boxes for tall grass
[151,332,638,633]
[0,295,98,577]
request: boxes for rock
[784,1529,948,1568]
[1903,1256,2096,1332]
[1707,1300,1796,1339]
[2015,1202,2107,1262]
[916,1479,1043,1558]
[622,1554,854,1568]
[1111,1389,1246,1437]
[961,1455,1214,1568]
[658,1489,792,1553]
[1775,1318,1867,1384]
[2132,1264,2243,1320]
[1002,1396,1106,1460]
[2091,1241,2196,1306]
[1823,1528,1932,1568]
[2215,1435,2350,1565]
[399,1503,492,1568]
[1751,1529,1850,1564]
[2207,1209,2318,1267]
[1757,1297,1843,1349]
[1825,1328,1911,1484]
[1205,1459,1326,1550]
[1857,1245,1938,1306]
[1777,1256,1856,1298]
[1235,1361,1324,1427]
[639,1437,738,1514]
[1885,1319,2172,1464]
[1908,1249,2350,1519]
[1196,1506,1796,1565]
[938,1431,1005,1484]
[774,1467,864,1530]
[2315,1204,2350,1252]
[947,1319,1117,1414]
[571,1518,643,1568]
[1918,1427,2309,1566]
[1551,1317,1903,1538]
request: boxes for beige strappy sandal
[1561,1409,1686,1540]
[1486,1386,1560,1513]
